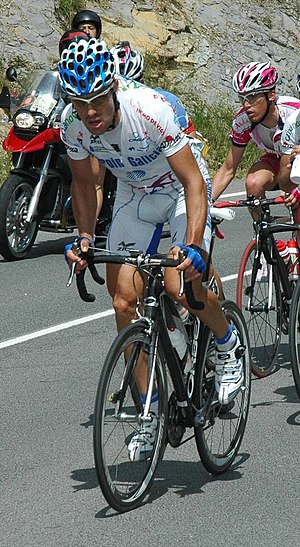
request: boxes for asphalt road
[1,183,300,546]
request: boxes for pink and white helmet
[232,62,278,94]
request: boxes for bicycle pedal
[235,345,245,358]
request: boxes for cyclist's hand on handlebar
[284,187,300,209]
[64,236,94,272]
[173,244,206,282]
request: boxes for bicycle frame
[247,205,299,312]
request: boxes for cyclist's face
[239,90,275,123]
[71,82,118,135]
[78,23,97,37]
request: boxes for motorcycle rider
[59,38,245,461]
[71,9,102,39]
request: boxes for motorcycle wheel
[0,174,40,261]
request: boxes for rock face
[1,0,299,106]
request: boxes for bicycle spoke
[237,240,282,377]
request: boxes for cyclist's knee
[112,293,136,316]
[246,173,274,197]
[246,177,265,197]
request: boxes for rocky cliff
[1,0,300,106]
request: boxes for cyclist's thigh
[106,262,144,306]
[246,154,280,193]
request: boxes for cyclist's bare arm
[167,143,207,251]
[90,154,106,217]
[68,155,102,240]
[212,144,245,200]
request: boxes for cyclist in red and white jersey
[212,61,300,201]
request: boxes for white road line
[221,191,246,198]
[0,309,114,349]
[1,187,247,350]
[0,272,247,349]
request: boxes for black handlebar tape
[88,263,105,285]
[76,269,96,302]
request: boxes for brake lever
[66,261,77,287]
[66,239,82,287]
[178,249,186,297]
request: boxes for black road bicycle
[70,208,251,513]
[216,196,300,394]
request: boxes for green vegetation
[193,101,260,177]
[54,0,85,27]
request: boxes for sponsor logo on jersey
[65,144,79,154]
[130,98,165,135]
[127,148,161,166]
[126,170,147,180]
[159,132,182,149]
[62,111,78,131]
[281,119,300,144]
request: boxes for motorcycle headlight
[14,111,46,130]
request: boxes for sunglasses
[71,88,112,110]
[238,92,265,105]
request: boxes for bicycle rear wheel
[194,300,251,474]
[289,278,300,398]
[93,321,168,512]
[236,239,282,377]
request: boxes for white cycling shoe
[214,333,244,405]
[128,413,158,462]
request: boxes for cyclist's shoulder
[61,103,78,125]
[276,95,300,115]
[231,107,251,133]
[232,107,251,125]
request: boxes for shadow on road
[70,451,250,517]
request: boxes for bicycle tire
[236,239,282,377]
[289,278,300,398]
[194,300,251,474]
[93,320,168,512]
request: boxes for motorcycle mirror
[0,85,11,113]
[6,67,18,82]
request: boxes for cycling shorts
[258,153,281,174]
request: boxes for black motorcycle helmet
[71,10,102,39]
[58,29,89,56]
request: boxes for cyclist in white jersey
[58,38,244,460]
[212,62,300,201]
[276,109,300,210]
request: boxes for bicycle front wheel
[194,300,251,474]
[289,278,300,398]
[236,239,282,377]
[93,321,168,513]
